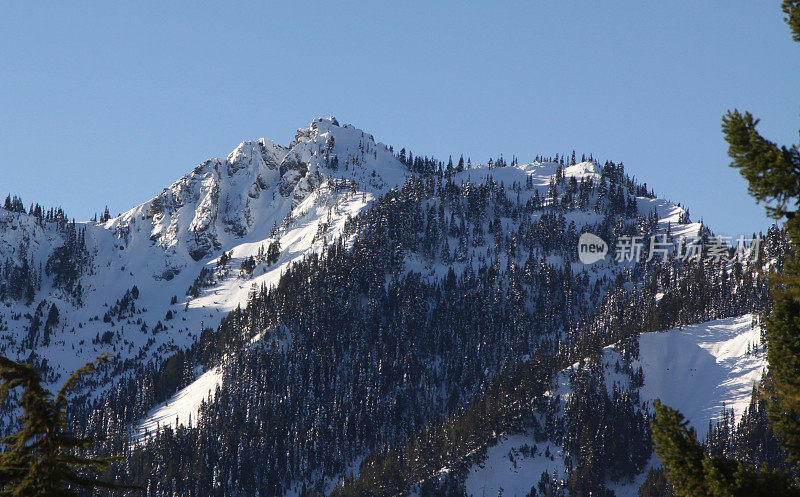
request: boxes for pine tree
[652,401,798,496]
[0,354,133,496]
[653,2,800,495]
[735,0,800,468]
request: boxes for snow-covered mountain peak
[289,116,340,147]
[0,118,702,414]
[0,119,414,383]
[2,116,766,497]
[104,118,409,270]
[225,138,287,171]
[513,160,601,182]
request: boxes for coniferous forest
[1,142,788,496]
[3,1,800,495]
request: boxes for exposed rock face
[107,117,408,266]
[139,140,286,262]
[0,116,415,384]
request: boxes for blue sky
[1,1,798,236]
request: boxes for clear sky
[1,1,798,236]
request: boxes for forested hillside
[0,118,786,496]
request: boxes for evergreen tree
[653,2,800,495]
[652,401,799,496]
[0,355,132,496]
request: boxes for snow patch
[461,314,765,496]
[636,314,764,439]
[465,434,564,497]
[134,366,223,441]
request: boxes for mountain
[1,117,408,380]
[460,314,766,497]
[0,118,786,496]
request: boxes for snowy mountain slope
[636,314,764,439]
[464,433,566,497]
[130,160,700,443]
[0,118,412,383]
[1,116,781,497]
[458,314,766,497]
[135,366,222,438]
[1,118,704,459]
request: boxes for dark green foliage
[705,384,788,471]
[151,350,191,404]
[654,2,800,495]
[1,194,69,223]
[418,474,467,497]
[722,109,800,220]
[638,467,675,497]
[215,250,232,269]
[651,400,800,497]
[330,358,554,497]
[785,0,800,41]
[45,220,89,300]
[0,355,131,496]
[24,302,46,349]
[42,304,59,347]
[266,239,280,265]
[3,195,27,214]
[101,286,139,323]
[239,255,256,276]
[651,400,713,496]
[562,365,651,491]
[186,267,213,297]
[0,255,37,304]
[765,287,800,464]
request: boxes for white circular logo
[578,233,607,264]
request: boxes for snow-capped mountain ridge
[106,117,408,269]
[0,117,698,386]
[0,118,413,382]
[4,117,761,497]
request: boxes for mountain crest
[106,118,407,269]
